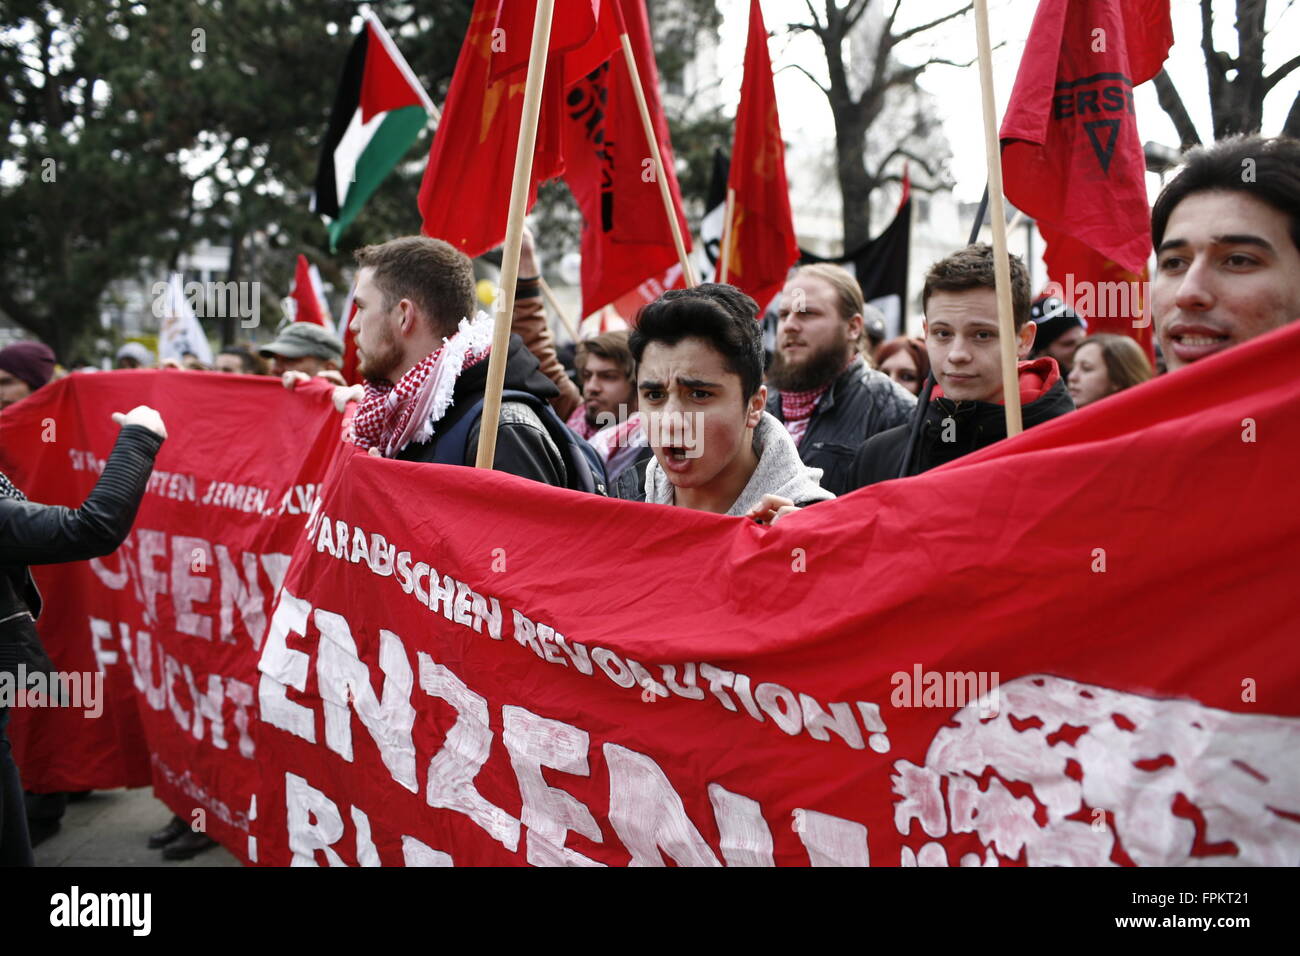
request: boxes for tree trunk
[223,227,245,347]
[833,106,872,251]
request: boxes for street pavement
[34,787,240,867]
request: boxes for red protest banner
[0,371,342,858]
[4,322,1299,865]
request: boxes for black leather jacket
[766,357,917,496]
[0,424,163,679]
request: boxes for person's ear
[1017,320,1037,359]
[397,298,417,335]
[747,384,767,428]
[846,312,864,344]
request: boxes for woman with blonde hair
[1066,333,1153,408]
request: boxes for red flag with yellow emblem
[418,0,617,257]
[723,0,799,311]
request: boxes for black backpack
[432,389,607,495]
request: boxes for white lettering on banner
[171,535,213,639]
[96,617,255,757]
[285,771,346,867]
[315,610,418,792]
[258,592,316,742]
[309,511,887,752]
[88,529,288,648]
[891,675,1300,866]
[707,783,775,867]
[502,705,602,866]
[402,835,454,867]
[793,808,871,866]
[263,588,875,866]
[419,654,521,851]
[604,743,722,867]
[286,771,456,867]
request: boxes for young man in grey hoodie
[610,284,832,517]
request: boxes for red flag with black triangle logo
[1000,0,1172,354]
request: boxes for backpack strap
[433,391,607,496]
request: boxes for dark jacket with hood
[849,358,1074,488]
[766,356,917,496]
[396,333,568,487]
[1,425,162,679]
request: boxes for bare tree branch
[1285,88,1300,138]
[1264,53,1300,92]
[890,2,973,47]
[872,146,937,184]
[801,0,824,32]
[885,0,905,33]
[842,0,875,31]
[777,62,831,95]
[1152,68,1203,148]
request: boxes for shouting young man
[848,244,1074,487]
[611,284,831,515]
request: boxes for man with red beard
[334,236,583,487]
[1151,135,1300,370]
[766,264,916,495]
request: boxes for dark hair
[922,243,1032,330]
[1151,134,1300,254]
[219,344,263,374]
[355,236,476,338]
[629,284,764,400]
[576,330,635,380]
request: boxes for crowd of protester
[2,132,1297,865]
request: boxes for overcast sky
[710,0,1300,202]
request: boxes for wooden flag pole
[718,186,736,284]
[973,0,1022,437]
[539,276,580,343]
[475,0,556,469]
[619,33,697,288]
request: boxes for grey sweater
[643,412,834,515]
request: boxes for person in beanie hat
[0,342,56,410]
[1028,294,1087,378]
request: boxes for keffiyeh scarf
[352,312,495,458]
[780,383,831,447]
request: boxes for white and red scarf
[780,383,831,447]
[352,312,495,458]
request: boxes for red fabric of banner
[0,372,342,860]
[3,323,1298,865]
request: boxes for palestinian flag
[313,11,437,250]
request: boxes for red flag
[418,0,618,257]
[289,254,329,327]
[561,0,692,314]
[1001,0,1172,354]
[722,0,799,311]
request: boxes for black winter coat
[1,424,163,679]
[849,362,1074,488]
[396,334,567,487]
[766,357,917,496]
